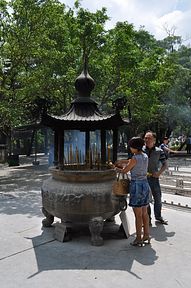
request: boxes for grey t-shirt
[131,153,148,180]
[143,145,166,174]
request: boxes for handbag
[112,173,130,196]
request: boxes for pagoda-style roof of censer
[41,65,129,131]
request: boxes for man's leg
[148,178,168,224]
[148,178,162,219]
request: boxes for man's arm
[152,148,168,178]
[164,146,177,154]
[152,161,167,178]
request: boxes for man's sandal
[156,217,168,225]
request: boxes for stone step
[168,168,191,174]
[162,171,191,178]
[161,183,191,197]
[160,177,191,188]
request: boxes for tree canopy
[1,0,191,142]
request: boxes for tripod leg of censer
[42,207,54,227]
[89,217,104,246]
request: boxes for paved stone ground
[0,155,191,288]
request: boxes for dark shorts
[129,179,150,208]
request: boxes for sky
[62,0,191,44]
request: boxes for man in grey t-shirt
[143,131,168,225]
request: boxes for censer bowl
[41,167,126,245]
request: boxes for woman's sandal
[142,236,151,244]
[130,238,143,247]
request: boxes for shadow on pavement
[27,227,158,279]
[150,223,175,242]
[0,164,50,217]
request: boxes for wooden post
[58,131,64,168]
[43,127,48,155]
[54,130,58,166]
[85,131,90,165]
[112,128,118,163]
[101,130,106,165]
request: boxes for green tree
[94,22,169,137]
[1,0,191,148]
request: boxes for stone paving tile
[0,154,191,288]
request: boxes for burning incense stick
[97,152,100,170]
[69,144,73,163]
[89,148,92,169]
[108,145,111,162]
[76,146,79,165]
